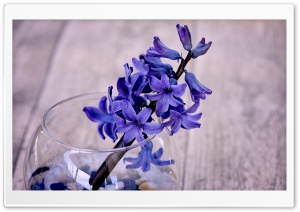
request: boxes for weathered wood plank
[183,20,286,190]
[12,20,66,174]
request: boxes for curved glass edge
[41,92,156,153]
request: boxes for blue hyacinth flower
[176,24,193,51]
[185,72,212,103]
[164,103,202,135]
[115,101,164,145]
[123,141,175,172]
[145,74,186,117]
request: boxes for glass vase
[23,92,181,190]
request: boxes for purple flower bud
[191,38,212,59]
[176,24,192,51]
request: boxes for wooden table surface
[13,20,286,190]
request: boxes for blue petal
[116,122,134,133]
[168,95,183,107]
[143,123,164,134]
[176,24,193,51]
[131,95,147,108]
[132,58,149,74]
[161,110,171,119]
[123,126,138,145]
[151,159,175,166]
[169,78,178,85]
[149,75,164,92]
[170,110,182,119]
[83,107,114,123]
[185,72,212,102]
[123,157,140,163]
[144,92,163,101]
[124,63,133,84]
[171,83,187,97]
[111,100,124,112]
[136,127,145,142]
[98,96,108,114]
[117,77,130,98]
[140,144,152,172]
[146,46,164,57]
[163,118,175,127]
[140,54,173,71]
[152,148,163,160]
[122,101,137,121]
[186,112,202,122]
[195,80,212,95]
[133,79,148,96]
[104,123,117,141]
[161,74,170,88]
[181,117,201,129]
[148,67,169,78]
[97,123,106,139]
[185,103,200,113]
[170,119,181,135]
[137,108,152,124]
[191,38,212,59]
[155,96,170,116]
[141,159,151,172]
[125,158,143,170]
[153,37,181,60]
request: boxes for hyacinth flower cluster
[83,24,212,173]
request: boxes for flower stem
[89,135,134,190]
[175,51,192,80]
[89,102,157,190]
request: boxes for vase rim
[42,92,155,153]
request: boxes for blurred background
[13,20,286,190]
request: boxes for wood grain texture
[13,20,286,190]
[12,20,66,169]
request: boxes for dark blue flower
[165,103,202,135]
[147,37,181,60]
[191,38,212,59]
[176,24,192,51]
[115,101,164,145]
[185,72,212,103]
[123,141,175,172]
[83,96,117,141]
[145,74,186,117]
